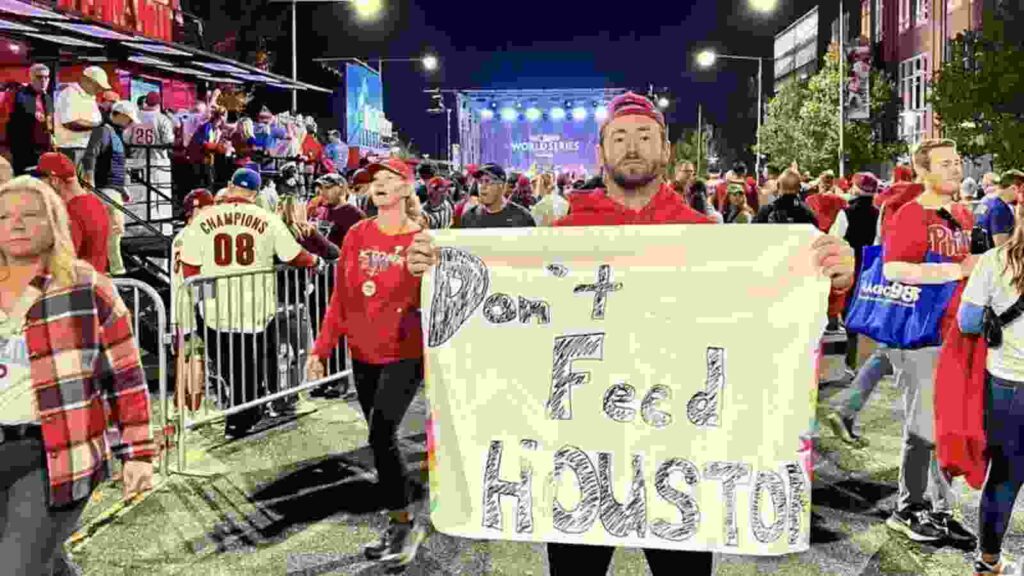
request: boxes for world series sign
[422,225,829,555]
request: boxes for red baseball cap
[350,169,372,186]
[145,92,161,107]
[34,152,77,179]
[428,176,449,190]
[600,92,666,134]
[183,188,215,220]
[365,157,414,182]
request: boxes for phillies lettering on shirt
[928,221,972,259]
[884,199,974,340]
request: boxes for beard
[607,157,662,190]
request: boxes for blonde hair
[1001,201,1024,295]
[0,176,77,287]
[405,189,428,229]
[276,195,315,239]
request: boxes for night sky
[192,0,823,168]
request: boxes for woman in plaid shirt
[0,176,155,574]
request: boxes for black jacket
[753,194,818,226]
[841,195,880,276]
[5,84,52,156]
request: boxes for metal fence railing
[172,260,353,472]
[112,278,171,476]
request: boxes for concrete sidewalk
[67,379,1017,575]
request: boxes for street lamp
[748,0,779,13]
[657,96,670,109]
[269,0,384,112]
[422,55,438,71]
[697,49,766,178]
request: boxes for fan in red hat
[307,153,428,566]
[169,188,215,411]
[33,151,112,272]
[422,176,454,229]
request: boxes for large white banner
[422,225,829,555]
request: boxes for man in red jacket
[408,92,856,575]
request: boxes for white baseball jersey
[126,110,175,164]
[179,198,304,333]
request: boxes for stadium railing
[111,277,172,476]
[171,260,353,472]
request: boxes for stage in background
[457,88,625,175]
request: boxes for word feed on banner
[423,226,829,555]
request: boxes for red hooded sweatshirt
[556,184,711,226]
[935,322,988,489]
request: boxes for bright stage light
[571,107,587,121]
[480,109,494,120]
[594,106,608,121]
[657,97,670,109]
[525,107,541,121]
[500,107,518,121]
[550,107,566,120]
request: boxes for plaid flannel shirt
[23,262,155,507]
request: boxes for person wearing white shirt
[53,66,109,165]
[125,92,176,231]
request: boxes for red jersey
[312,219,423,364]
[884,199,974,339]
[806,193,848,234]
[66,193,110,273]
[875,182,925,239]
[555,184,711,226]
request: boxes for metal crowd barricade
[111,278,171,476]
[172,260,353,472]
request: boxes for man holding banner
[408,92,856,574]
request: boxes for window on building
[876,0,884,40]
[899,0,910,32]
[899,54,929,144]
[915,0,930,25]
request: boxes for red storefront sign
[54,0,178,42]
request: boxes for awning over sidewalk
[0,0,330,93]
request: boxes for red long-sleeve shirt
[312,219,424,364]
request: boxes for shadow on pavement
[212,432,429,546]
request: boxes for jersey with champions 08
[178,196,307,333]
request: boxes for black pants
[352,358,423,511]
[0,435,88,576]
[547,543,714,575]
[197,311,281,431]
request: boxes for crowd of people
[5,83,1024,576]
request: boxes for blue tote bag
[845,245,959,349]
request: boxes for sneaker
[976,554,1019,575]
[826,318,841,333]
[930,511,978,548]
[886,507,945,542]
[364,519,397,561]
[378,518,427,567]
[825,412,869,447]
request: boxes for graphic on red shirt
[359,246,406,278]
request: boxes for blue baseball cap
[231,168,262,192]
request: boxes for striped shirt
[423,199,454,230]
